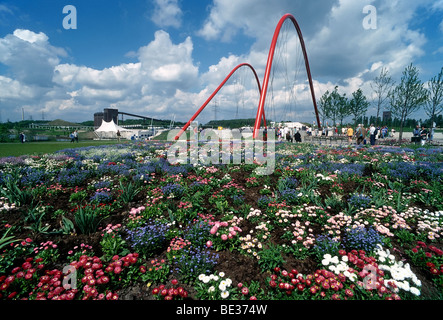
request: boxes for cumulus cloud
[0,29,67,87]
[150,0,183,28]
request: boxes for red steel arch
[175,13,320,140]
[253,13,321,138]
[174,63,263,140]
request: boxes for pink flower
[210,226,218,235]
[206,240,213,248]
[241,287,249,295]
[221,234,228,241]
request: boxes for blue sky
[0,0,442,124]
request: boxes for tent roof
[95,119,129,132]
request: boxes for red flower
[430,268,439,275]
[345,289,353,297]
[297,284,305,291]
[171,279,178,286]
[269,280,277,288]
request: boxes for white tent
[95,120,132,140]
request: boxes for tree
[348,88,369,126]
[371,67,395,126]
[329,86,350,127]
[317,90,331,127]
[425,67,443,138]
[318,86,350,128]
[388,64,428,142]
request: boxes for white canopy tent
[95,119,133,140]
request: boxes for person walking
[369,124,376,146]
[117,130,121,142]
[347,125,354,144]
[420,126,428,146]
[73,130,78,143]
[413,125,420,144]
[355,124,366,145]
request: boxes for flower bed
[0,141,442,300]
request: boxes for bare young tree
[349,88,369,126]
[388,64,428,142]
[371,67,395,125]
[425,67,443,140]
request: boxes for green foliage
[257,244,286,272]
[118,181,140,204]
[74,206,103,235]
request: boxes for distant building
[383,111,392,122]
[94,112,104,128]
[94,109,119,128]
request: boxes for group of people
[276,127,302,143]
[413,125,432,146]
[346,124,393,146]
[69,130,79,143]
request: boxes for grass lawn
[0,140,123,157]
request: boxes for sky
[0,0,442,125]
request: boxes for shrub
[344,226,385,254]
[126,220,170,258]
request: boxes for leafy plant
[1,177,34,206]
[74,206,103,235]
[119,181,140,204]
[0,228,18,250]
[257,244,286,272]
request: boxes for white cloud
[150,0,183,28]
[0,29,66,87]
[13,29,48,43]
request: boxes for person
[429,126,435,142]
[117,130,121,142]
[19,132,24,143]
[347,125,354,144]
[294,130,302,143]
[73,130,78,143]
[420,126,428,146]
[412,125,420,144]
[413,125,420,137]
[355,124,366,145]
[369,124,376,146]
[70,132,75,143]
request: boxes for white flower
[218,272,225,277]
[198,274,206,281]
[221,290,229,299]
[219,281,227,291]
[330,256,339,264]
[322,254,332,266]
[410,287,421,296]
[202,276,211,283]
[208,286,215,293]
